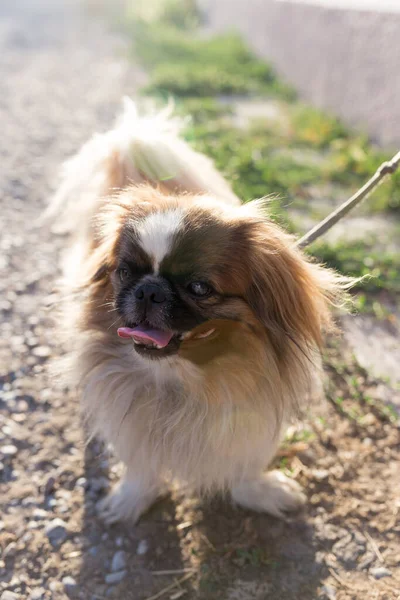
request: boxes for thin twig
[176,521,193,530]
[83,588,108,600]
[152,568,197,576]
[170,591,187,600]
[297,150,400,249]
[277,441,309,458]
[365,530,385,563]
[145,572,195,600]
[328,567,359,590]
[199,532,216,552]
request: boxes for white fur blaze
[137,209,183,272]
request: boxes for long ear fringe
[245,213,358,360]
[240,198,357,324]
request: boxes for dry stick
[297,150,400,249]
[364,530,385,563]
[152,568,197,576]
[328,567,359,591]
[145,572,195,600]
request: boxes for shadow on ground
[78,444,325,600]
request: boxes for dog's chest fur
[78,339,284,491]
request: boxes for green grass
[309,238,400,294]
[134,25,295,98]
[323,344,399,424]
[125,1,295,99]
[234,548,275,568]
[185,115,319,227]
[122,0,400,293]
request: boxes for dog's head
[85,186,346,364]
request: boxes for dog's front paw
[97,478,159,525]
[231,470,306,520]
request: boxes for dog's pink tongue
[117,325,173,348]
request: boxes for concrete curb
[199,0,400,147]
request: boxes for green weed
[124,2,295,99]
[235,548,275,568]
[308,239,400,293]
[122,0,400,290]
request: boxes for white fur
[231,471,306,520]
[50,99,311,524]
[138,209,183,272]
[72,331,312,524]
[97,466,164,525]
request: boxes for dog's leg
[97,468,163,525]
[231,470,306,520]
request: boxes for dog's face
[108,192,262,360]
[87,187,339,363]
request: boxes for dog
[47,98,349,524]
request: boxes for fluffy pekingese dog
[48,99,348,524]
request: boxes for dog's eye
[187,281,212,297]
[118,267,130,283]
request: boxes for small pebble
[45,518,69,547]
[90,477,109,493]
[32,508,47,520]
[3,542,17,558]
[32,345,51,358]
[62,576,78,595]
[370,566,392,579]
[75,477,87,489]
[358,552,375,570]
[136,539,148,555]
[1,593,21,600]
[111,550,126,572]
[44,476,56,497]
[321,584,336,600]
[29,589,46,600]
[362,413,376,426]
[312,469,330,482]
[115,536,124,547]
[105,571,127,585]
[362,437,373,447]
[7,576,21,589]
[0,445,18,457]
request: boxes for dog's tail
[44,97,240,234]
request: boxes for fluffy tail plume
[44,97,240,235]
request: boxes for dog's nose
[135,283,166,304]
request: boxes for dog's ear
[244,219,349,355]
[79,196,135,288]
[81,244,114,288]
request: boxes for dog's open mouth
[117,324,216,358]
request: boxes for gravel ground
[1,2,400,600]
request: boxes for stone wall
[199,0,400,147]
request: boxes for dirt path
[1,2,400,600]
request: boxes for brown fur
[83,186,342,360]
[50,103,352,524]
